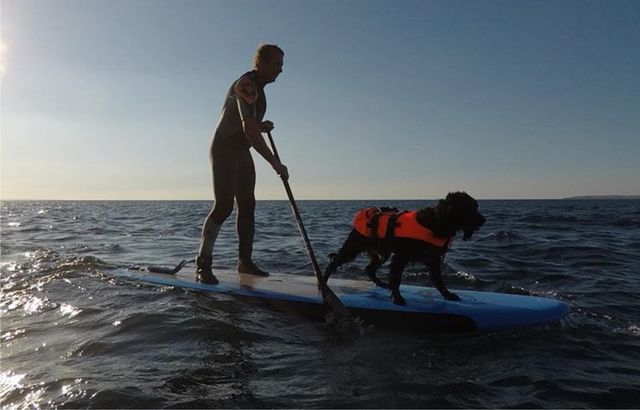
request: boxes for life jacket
[353,207,452,248]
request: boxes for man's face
[261,53,283,84]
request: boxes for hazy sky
[1,0,638,200]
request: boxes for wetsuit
[198,70,266,267]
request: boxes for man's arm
[233,75,288,180]
[242,117,289,180]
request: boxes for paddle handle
[266,131,324,283]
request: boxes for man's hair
[253,43,284,69]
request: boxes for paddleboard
[109,269,570,332]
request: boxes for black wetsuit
[199,70,266,262]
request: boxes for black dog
[324,192,485,305]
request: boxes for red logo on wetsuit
[235,76,258,105]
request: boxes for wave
[480,230,523,241]
[609,217,640,228]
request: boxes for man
[196,44,288,284]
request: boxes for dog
[323,192,485,305]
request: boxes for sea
[1,199,639,409]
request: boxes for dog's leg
[428,257,460,301]
[323,230,365,285]
[388,253,408,305]
[365,253,388,288]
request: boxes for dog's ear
[440,195,457,221]
[437,197,451,216]
[429,198,454,238]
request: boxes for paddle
[266,131,351,319]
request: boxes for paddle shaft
[266,132,351,318]
[266,131,324,282]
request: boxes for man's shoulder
[233,71,258,105]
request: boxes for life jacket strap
[443,238,453,252]
[384,212,404,240]
[367,209,382,239]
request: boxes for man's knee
[236,198,256,217]
[211,201,234,223]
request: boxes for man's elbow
[242,119,261,144]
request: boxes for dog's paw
[444,292,461,302]
[375,280,390,289]
[391,293,406,306]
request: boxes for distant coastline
[562,195,640,200]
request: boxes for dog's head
[435,191,485,240]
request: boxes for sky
[1,0,638,200]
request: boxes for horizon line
[2,196,639,202]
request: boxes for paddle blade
[321,285,352,318]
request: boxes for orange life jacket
[353,207,452,248]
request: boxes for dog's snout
[470,212,485,229]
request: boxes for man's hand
[260,121,274,132]
[273,162,289,181]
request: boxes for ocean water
[1,199,639,409]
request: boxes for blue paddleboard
[109,269,570,332]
